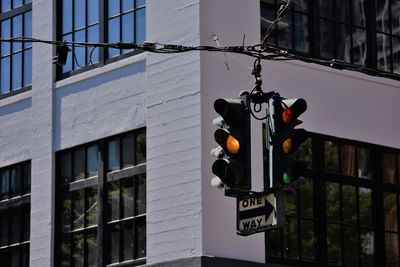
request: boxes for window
[55,129,146,267]
[0,161,31,267]
[0,0,32,98]
[260,0,400,77]
[57,0,146,79]
[265,133,400,266]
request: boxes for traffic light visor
[281,98,307,125]
[214,99,243,124]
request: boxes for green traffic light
[283,171,293,184]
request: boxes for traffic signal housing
[271,95,307,188]
[211,93,251,196]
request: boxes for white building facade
[0,0,399,266]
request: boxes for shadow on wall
[0,98,32,118]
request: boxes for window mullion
[97,142,105,266]
[99,0,106,65]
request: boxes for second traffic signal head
[211,95,251,195]
[271,96,308,188]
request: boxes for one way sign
[236,192,279,236]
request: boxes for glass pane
[359,187,372,227]
[109,224,120,264]
[277,12,293,49]
[121,179,134,218]
[336,23,351,62]
[285,190,297,216]
[325,141,339,172]
[336,0,350,23]
[266,228,282,257]
[12,52,22,90]
[86,187,98,227]
[11,210,21,244]
[136,8,146,44]
[63,0,72,33]
[122,0,134,11]
[320,19,335,59]
[352,27,367,66]
[376,0,390,33]
[283,218,299,259]
[300,220,315,260]
[1,57,11,94]
[136,0,145,8]
[360,230,375,267]
[73,148,85,181]
[107,181,120,221]
[358,147,371,178]
[72,232,84,267]
[88,0,99,25]
[12,15,23,52]
[136,131,146,164]
[122,135,135,169]
[108,17,121,58]
[108,0,120,17]
[122,221,134,261]
[294,13,309,53]
[60,234,71,267]
[297,138,312,169]
[1,0,11,12]
[108,139,120,171]
[74,0,86,29]
[22,206,30,241]
[61,153,72,184]
[10,167,21,197]
[319,0,333,18]
[23,49,32,86]
[383,153,397,184]
[326,182,340,221]
[136,219,146,258]
[386,233,399,267]
[299,178,313,218]
[86,145,98,177]
[392,1,400,36]
[24,11,32,48]
[377,33,392,73]
[341,144,356,176]
[72,190,85,230]
[136,175,145,215]
[122,12,134,53]
[87,25,99,64]
[327,223,342,265]
[74,29,86,68]
[295,0,307,12]
[352,0,366,27]
[0,213,8,246]
[21,244,29,267]
[343,185,357,224]
[344,226,359,266]
[13,0,23,8]
[394,37,400,74]
[0,171,9,200]
[1,19,11,56]
[22,162,31,194]
[62,34,73,73]
[384,193,398,232]
[10,246,20,267]
[62,192,71,232]
[86,230,97,267]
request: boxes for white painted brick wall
[146,0,202,263]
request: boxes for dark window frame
[55,129,146,267]
[265,132,400,267]
[0,1,32,99]
[260,0,400,80]
[56,0,146,80]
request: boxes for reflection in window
[56,129,146,266]
[58,0,146,77]
[0,161,31,267]
[0,1,32,96]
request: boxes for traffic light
[270,95,307,188]
[211,93,251,196]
